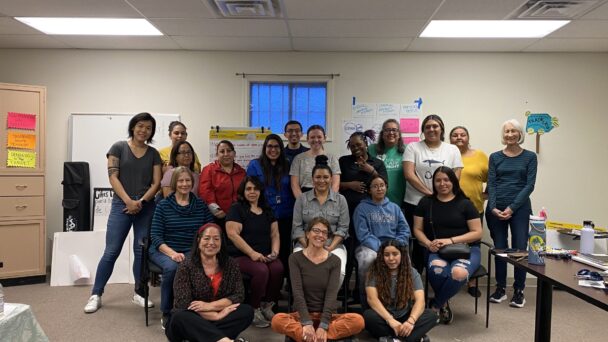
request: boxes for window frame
[244,75,335,141]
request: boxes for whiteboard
[69,113,180,205]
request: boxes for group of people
[82,112,537,342]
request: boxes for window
[249,81,327,134]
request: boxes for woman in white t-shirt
[402,114,463,273]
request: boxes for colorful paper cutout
[7,132,36,150]
[7,149,36,168]
[402,136,420,144]
[400,118,420,134]
[525,111,559,135]
[7,112,37,130]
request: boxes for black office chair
[424,240,493,328]
[139,236,163,327]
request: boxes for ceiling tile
[0,0,139,17]
[582,1,608,19]
[172,36,292,50]
[283,0,443,19]
[432,0,526,20]
[289,19,426,37]
[293,37,411,51]
[128,0,217,19]
[524,38,608,51]
[548,20,608,38]
[408,38,537,52]
[52,36,181,49]
[151,18,288,36]
[0,34,71,48]
[0,17,41,34]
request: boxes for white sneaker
[132,293,154,308]
[84,295,101,313]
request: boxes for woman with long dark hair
[226,176,283,328]
[158,121,201,173]
[363,240,436,342]
[413,167,482,324]
[247,134,294,281]
[161,141,200,197]
[167,223,253,342]
[85,112,161,314]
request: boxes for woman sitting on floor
[363,240,437,342]
[167,223,253,342]
[271,217,365,342]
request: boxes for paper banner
[7,149,36,168]
[400,118,420,134]
[402,136,420,144]
[400,103,421,117]
[377,103,400,121]
[7,132,36,150]
[352,103,377,118]
[7,112,36,130]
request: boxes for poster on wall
[342,98,422,154]
[92,188,114,231]
[208,127,271,169]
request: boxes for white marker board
[69,113,180,211]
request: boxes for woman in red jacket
[199,140,246,227]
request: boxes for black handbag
[429,200,471,260]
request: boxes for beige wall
[0,49,606,264]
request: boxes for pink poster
[7,112,36,130]
[402,136,420,145]
[400,118,419,133]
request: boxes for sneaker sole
[509,298,526,308]
[132,299,154,308]
[489,295,507,303]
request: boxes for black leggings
[363,308,438,341]
[166,305,253,342]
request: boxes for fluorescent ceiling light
[15,17,162,36]
[420,20,569,38]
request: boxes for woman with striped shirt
[150,166,214,327]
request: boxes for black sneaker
[421,335,431,342]
[439,301,453,325]
[467,286,482,298]
[510,290,526,308]
[489,287,507,303]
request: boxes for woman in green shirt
[369,119,406,206]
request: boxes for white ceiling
[1,0,608,52]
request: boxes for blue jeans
[149,248,183,314]
[486,201,531,291]
[427,246,481,308]
[92,196,155,296]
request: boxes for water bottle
[528,213,547,266]
[580,220,595,255]
[0,282,5,317]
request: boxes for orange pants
[271,312,364,342]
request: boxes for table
[492,251,608,342]
[0,303,48,342]
[557,228,608,240]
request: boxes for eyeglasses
[266,144,281,150]
[576,269,604,281]
[370,184,386,190]
[178,151,193,156]
[311,227,330,237]
[383,128,399,134]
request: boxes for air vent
[512,0,607,19]
[212,0,281,18]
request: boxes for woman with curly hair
[363,240,437,342]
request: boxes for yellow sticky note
[7,132,37,150]
[7,149,36,168]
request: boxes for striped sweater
[487,149,537,212]
[150,192,213,252]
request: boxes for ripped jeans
[427,245,481,308]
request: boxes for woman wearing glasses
[363,240,436,342]
[161,141,200,197]
[369,119,406,206]
[353,175,410,308]
[247,134,295,284]
[159,121,202,173]
[271,217,365,342]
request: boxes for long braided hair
[367,240,415,309]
